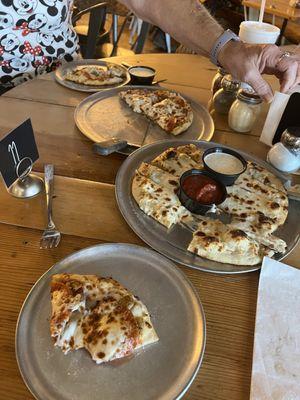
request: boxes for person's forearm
[120,0,300,101]
[120,0,223,56]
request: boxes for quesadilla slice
[50,274,158,364]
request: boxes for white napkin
[260,92,289,146]
[250,257,300,400]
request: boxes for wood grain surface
[0,55,277,184]
[0,53,299,400]
[0,224,258,400]
[243,0,300,20]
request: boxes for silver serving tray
[115,140,300,274]
[16,243,205,400]
[55,59,131,92]
[74,85,214,148]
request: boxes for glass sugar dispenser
[228,88,262,133]
[267,127,300,173]
[212,75,240,115]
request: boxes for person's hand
[218,41,300,102]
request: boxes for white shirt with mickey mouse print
[0,0,79,89]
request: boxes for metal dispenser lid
[281,127,300,154]
[221,74,240,92]
[237,89,262,104]
[217,67,227,76]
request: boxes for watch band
[210,29,240,66]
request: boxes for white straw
[259,0,266,23]
[244,5,248,21]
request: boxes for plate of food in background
[55,60,131,92]
[74,86,214,153]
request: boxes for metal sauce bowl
[128,65,156,85]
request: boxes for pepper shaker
[211,67,227,95]
[212,75,240,115]
[267,127,300,173]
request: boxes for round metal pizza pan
[74,85,214,148]
[115,140,300,274]
[55,59,131,92]
[16,243,205,400]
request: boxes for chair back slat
[85,4,107,58]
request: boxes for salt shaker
[267,127,300,173]
[228,89,262,132]
[212,75,240,115]
[211,67,226,95]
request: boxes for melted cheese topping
[50,274,158,363]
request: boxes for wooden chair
[129,17,173,54]
[72,2,109,59]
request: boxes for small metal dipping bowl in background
[202,147,247,186]
[178,169,227,215]
[128,65,156,85]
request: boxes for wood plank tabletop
[0,53,299,400]
[243,0,300,20]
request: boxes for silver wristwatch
[210,29,240,66]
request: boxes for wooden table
[0,54,299,400]
[242,0,300,43]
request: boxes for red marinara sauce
[182,174,223,204]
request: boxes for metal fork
[40,164,61,249]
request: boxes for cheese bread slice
[187,218,267,266]
[150,147,200,177]
[132,173,192,228]
[235,172,288,207]
[247,161,285,192]
[137,162,180,193]
[175,144,204,164]
[220,185,288,226]
[230,217,287,254]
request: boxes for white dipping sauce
[130,67,155,77]
[205,152,244,175]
